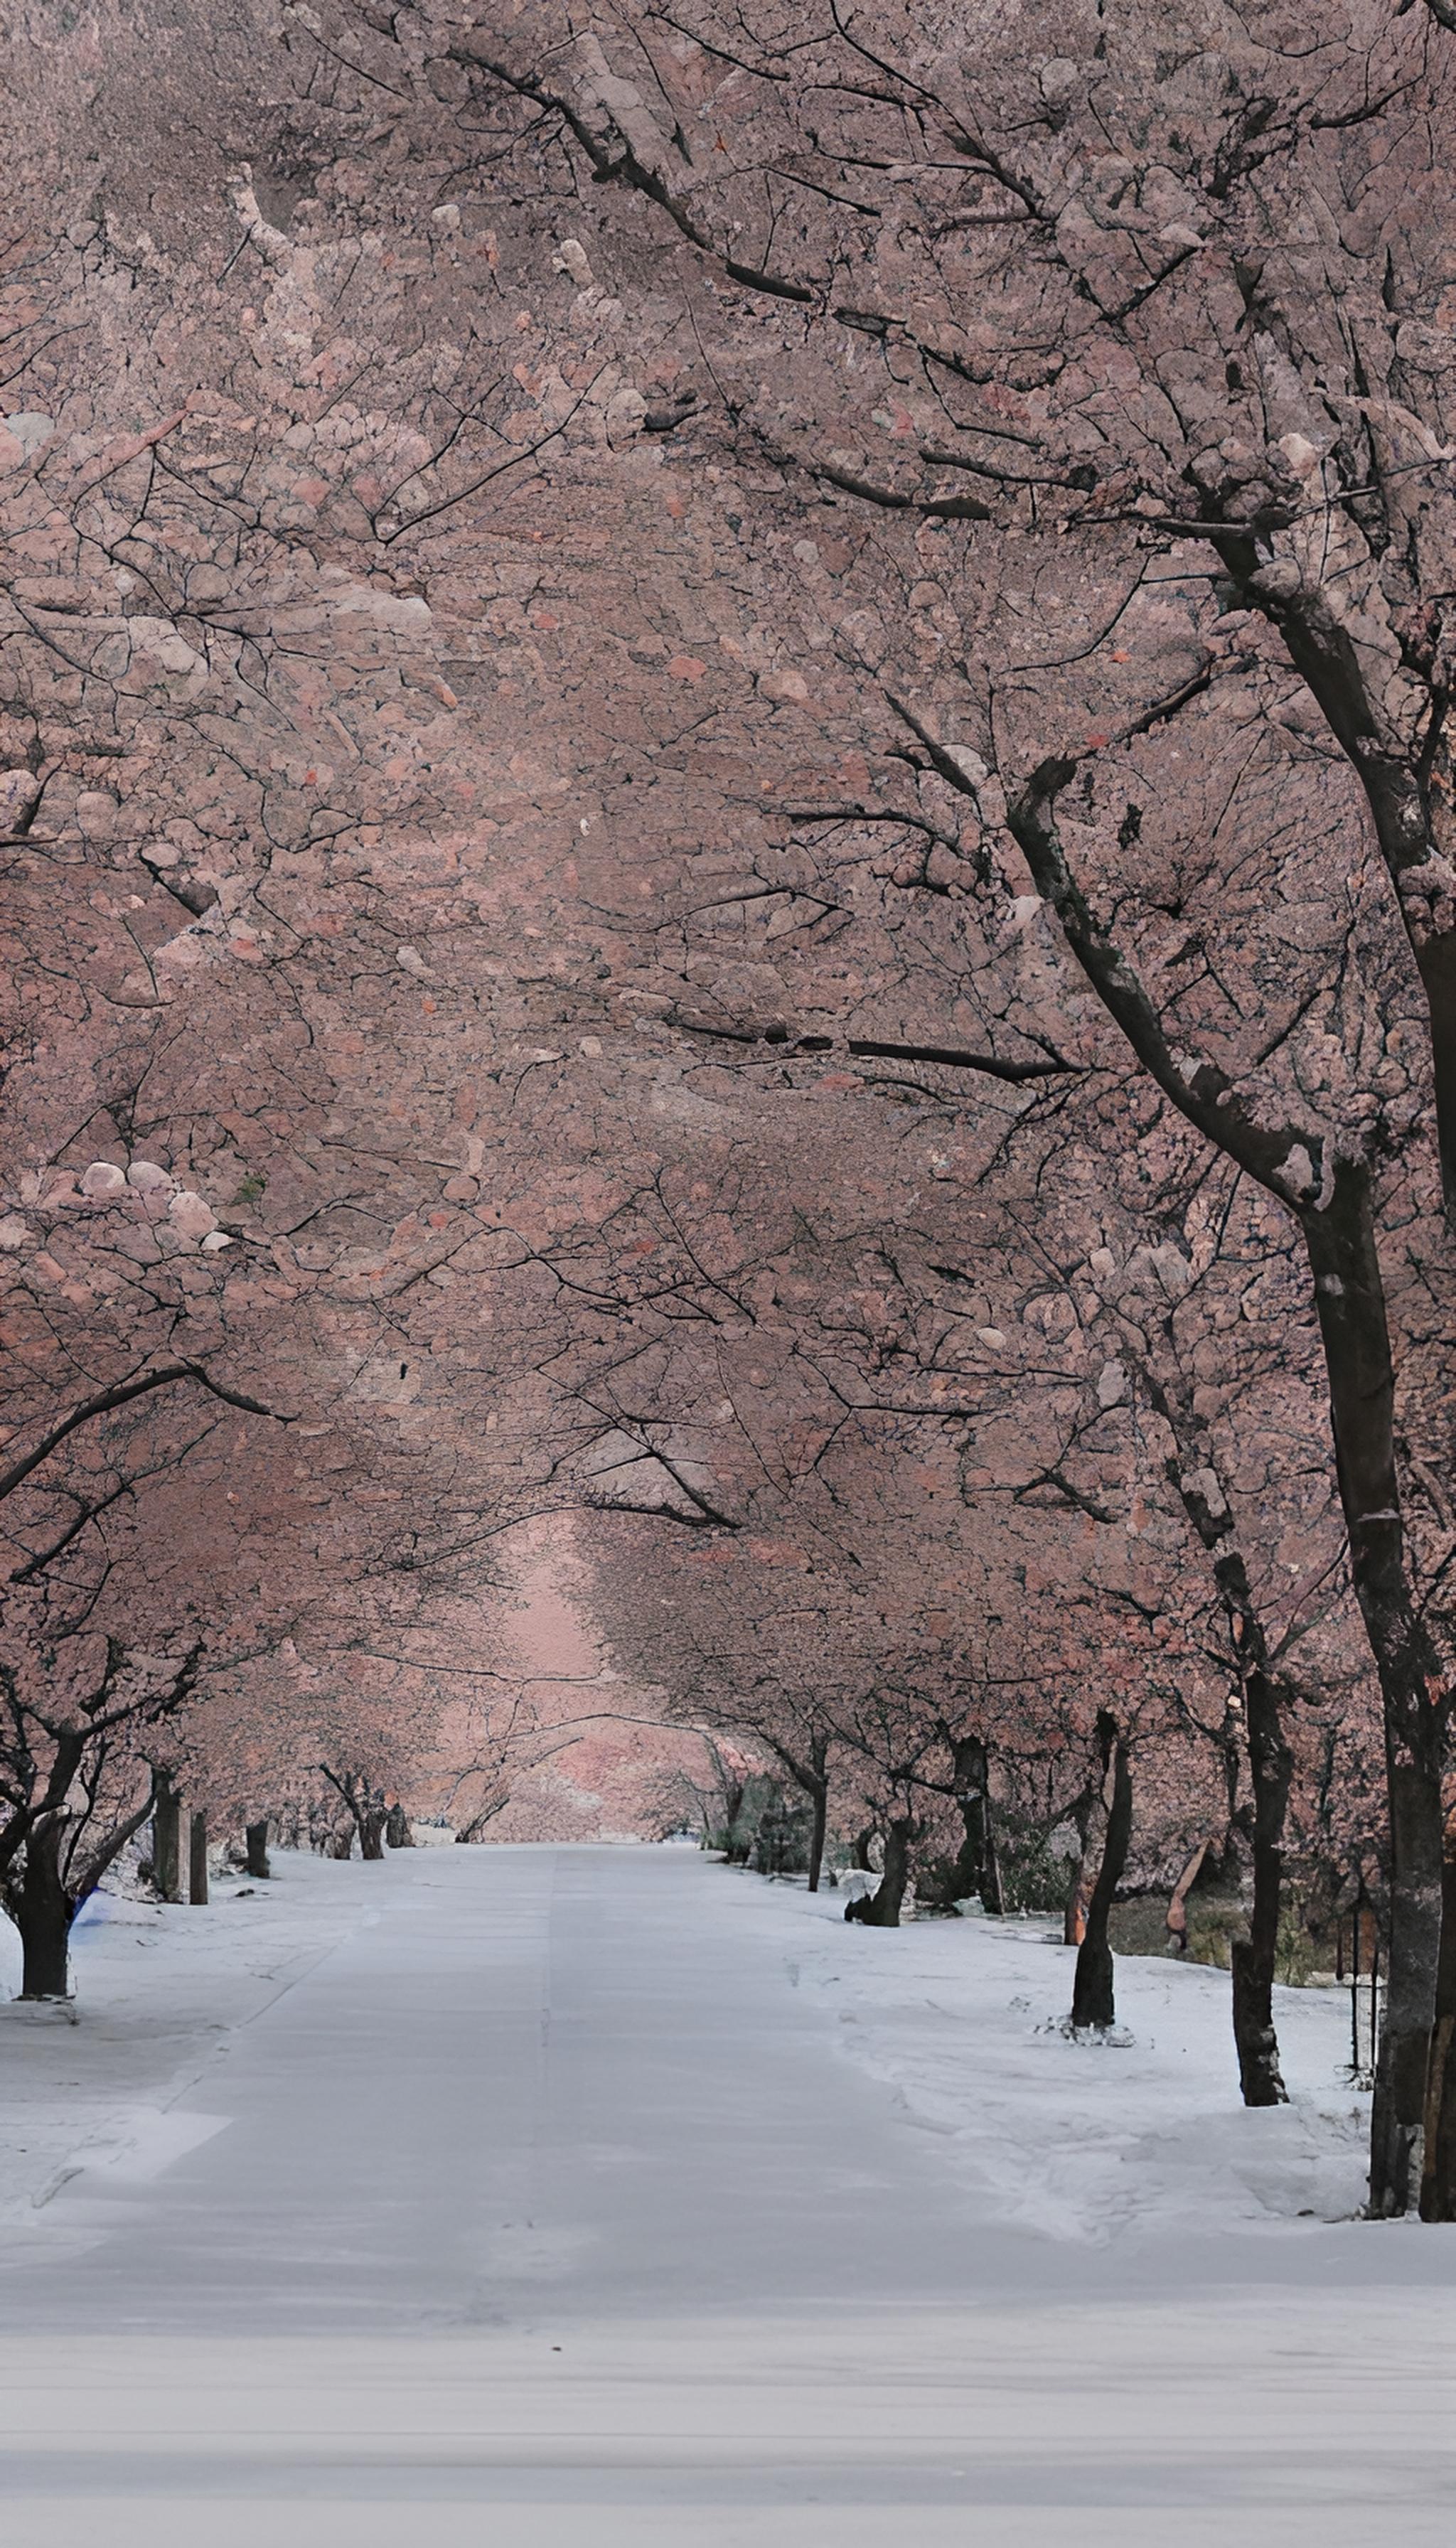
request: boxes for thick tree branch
[0,1364,288,1508]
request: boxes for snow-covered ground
[1,1846,1452,2545]
[1,1847,1370,2252]
[732,1872,1372,2242]
[0,1848,373,2226]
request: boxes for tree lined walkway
[0,1847,1007,2332]
[3,1847,1455,2539]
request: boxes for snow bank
[719,1871,1372,2242]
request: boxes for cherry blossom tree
[411,0,1456,2215]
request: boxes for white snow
[1,1849,1374,2252]
[729,1873,1372,2242]
[0,1849,372,2225]
[1,1846,1454,2545]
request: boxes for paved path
[0,1844,1016,2333]
[2,1846,1454,2544]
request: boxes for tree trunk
[861,1814,917,1927]
[385,1802,414,1848]
[18,1821,73,1999]
[1301,1186,1447,2216]
[152,1776,181,1903]
[946,1734,1004,1913]
[327,1829,353,1859]
[188,1810,209,1905]
[1230,1665,1292,2106]
[359,1808,387,1861]
[1071,1720,1133,2031]
[1134,1359,1293,2102]
[806,1781,828,1894]
[1008,764,1447,2210]
[1420,1856,1456,2220]
[853,1826,876,1872]
[770,1734,830,1893]
[245,1819,271,1880]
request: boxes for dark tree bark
[768,1730,830,1891]
[152,1774,181,1903]
[1300,1188,1447,2212]
[943,1731,1004,1913]
[806,1781,828,1895]
[1231,1661,1293,2107]
[188,1810,208,1906]
[385,1802,414,1848]
[860,1811,920,1927]
[1071,1718,1133,2032]
[1197,514,1456,1235]
[1420,1856,1456,2220]
[4,1765,166,2002]
[245,1819,271,1879]
[18,1821,73,1999]
[1134,1367,1292,2106]
[318,1767,389,1863]
[456,1796,508,1842]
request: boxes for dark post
[189,1809,209,1906]
[153,1774,181,1903]
[245,1819,271,1879]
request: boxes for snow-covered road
[1,1842,1016,2328]
[2,1845,1454,2542]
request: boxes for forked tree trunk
[18,1822,73,1999]
[456,1799,507,1842]
[860,1814,918,1928]
[1071,1720,1133,2032]
[318,1769,390,1864]
[1230,1665,1292,2107]
[245,1819,271,1879]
